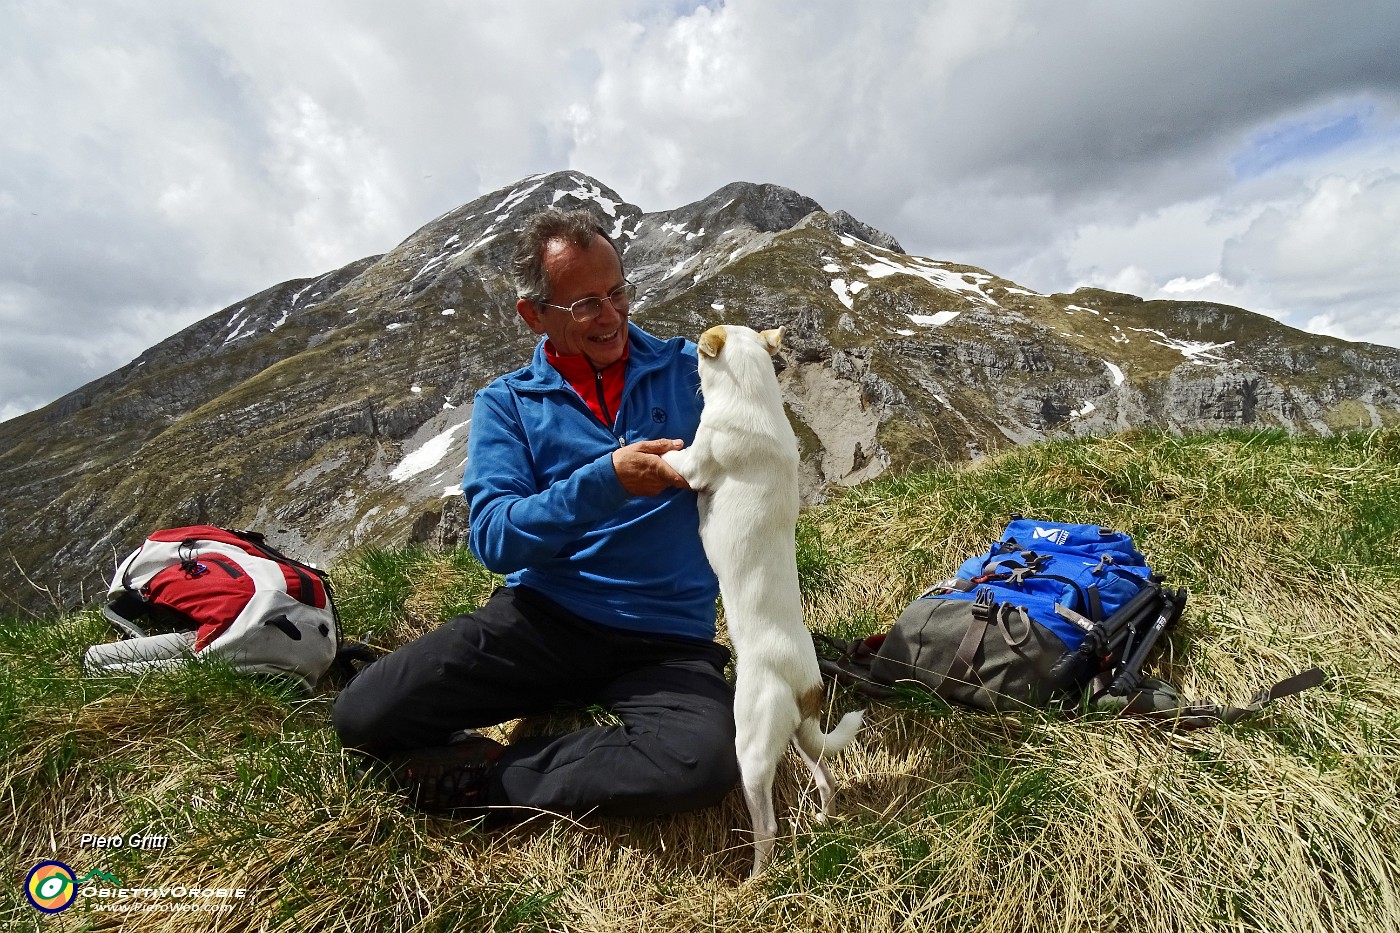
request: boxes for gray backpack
[816,597,1322,727]
[815,517,1323,726]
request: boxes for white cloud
[0,0,636,420]
[1161,273,1225,296]
[1224,169,1400,347]
[4,0,1400,422]
[1224,170,1400,299]
[1065,201,1254,286]
[1050,161,1400,348]
[571,1,1030,215]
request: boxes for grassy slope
[3,429,1398,932]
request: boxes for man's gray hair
[511,208,622,302]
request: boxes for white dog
[664,323,864,879]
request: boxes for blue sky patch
[1231,104,1371,178]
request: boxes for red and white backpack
[86,526,341,693]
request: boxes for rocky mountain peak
[659,180,824,234]
[828,209,904,253]
[1058,286,1144,307]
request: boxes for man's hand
[612,438,691,496]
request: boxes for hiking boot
[388,733,506,814]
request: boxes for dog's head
[693,323,784,402]
[697,324,783,361]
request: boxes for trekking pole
[1047,582,1163,693]
[1108,587,1187,696]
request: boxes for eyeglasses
[537,282,636,323]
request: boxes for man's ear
[517,298,546,335]
[759,326,784,356]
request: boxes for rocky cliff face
[3,170,1398,611]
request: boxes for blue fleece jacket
[463,323,719,641]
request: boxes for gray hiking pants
[332,585,738,818]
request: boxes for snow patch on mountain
[851,252,999,305]
[223,306,253,345]
[391,419,471,483]
[552,176,619,217]
[908,311,961,328]
[830,279,857,309]
[1135,329,1236,363]
[494,179,546,216]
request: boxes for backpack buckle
[972,586,996,622]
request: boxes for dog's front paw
[662,448,706,491]
[660,448,686,473]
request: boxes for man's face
[516,233,629,369]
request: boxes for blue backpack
[942,517,1156,652]
[817,517,1180,712]
[816,516,1325,723]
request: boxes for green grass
[3,429,1398,932]
[332,543,502,649]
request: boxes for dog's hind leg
[791,733,836,821]
[739,758,780,880]
[735,684,796,880]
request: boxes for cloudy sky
[4,0,1399,422]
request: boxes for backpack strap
[330,641,380,683]
[813,633,895,699]
[1206,667,1327,726]
[940,591,995,697]
[999,604,1035,650]
[103,591,150,640]
[226,529,329,609]
[918,577,971,598]
[1099,667,1326,729]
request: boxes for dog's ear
[759,326,784,356]
[698,325,728,358]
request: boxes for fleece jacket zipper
[593,369,618,441]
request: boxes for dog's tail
[794,709,864,760]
